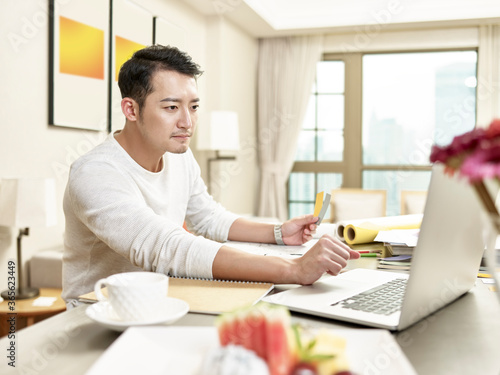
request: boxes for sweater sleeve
[184,152,240,241]
[66,159,223,279]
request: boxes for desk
[1,266,499,374]
[0,288,66,337]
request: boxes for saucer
[85,297,189,332]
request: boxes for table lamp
[196,111,240,193]
[0,178,57,300]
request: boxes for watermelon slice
[246,306,268,360]
[265,305,295,375]
[215,302,296,375]
[217,311,235,346]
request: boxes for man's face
[135,69,199,154]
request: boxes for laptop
[263,164,487,331]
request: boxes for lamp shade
[0,178,57,228]
[197,111,240,151]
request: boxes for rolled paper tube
[343,215,423,245]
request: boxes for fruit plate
[85,326,416,375]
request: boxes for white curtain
[256,35,323,220]
[477,24,500,126]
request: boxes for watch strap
[274,224,285,245]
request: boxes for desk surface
[1,262,500,375]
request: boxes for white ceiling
[179,0,500,37]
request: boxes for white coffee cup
[94,272,169,322]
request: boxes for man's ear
[121,98,139,121]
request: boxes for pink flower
[430,119,500,175]
[486,118,500,139]
[432,119,500,226]
[430,128,486,164]
[460,143,500,182]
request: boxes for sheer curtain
[256,35,323,220]
[477,24,500,126]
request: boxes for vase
[483,213,500,302]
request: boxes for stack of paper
[375,229,420,255]
[378,255,412,271]
[374,229,419,256]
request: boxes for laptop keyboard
[333,278,407,315]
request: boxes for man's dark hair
[118,44,203,112]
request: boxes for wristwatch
[274,224,285,245]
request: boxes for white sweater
[62,133,239,304]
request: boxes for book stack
[378,254,412,271]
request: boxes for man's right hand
[287,234,360,285]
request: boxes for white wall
[199,16,259,213]
[0,0,259,291]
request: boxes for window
[288,172,342,219]
[295,61,345,162]
[288,61,345,219]
[288,50,478,219]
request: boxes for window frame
[288,48,478,218]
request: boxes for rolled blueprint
[337,214,423,245]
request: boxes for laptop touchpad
[265,269,403,307]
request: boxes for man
[62,45,359,306]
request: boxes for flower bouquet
[430,118,500,299]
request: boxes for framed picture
[153,17,187,51]
[49,0,110,131]
[109,0,153,133]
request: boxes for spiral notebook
[78,277,274,315]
